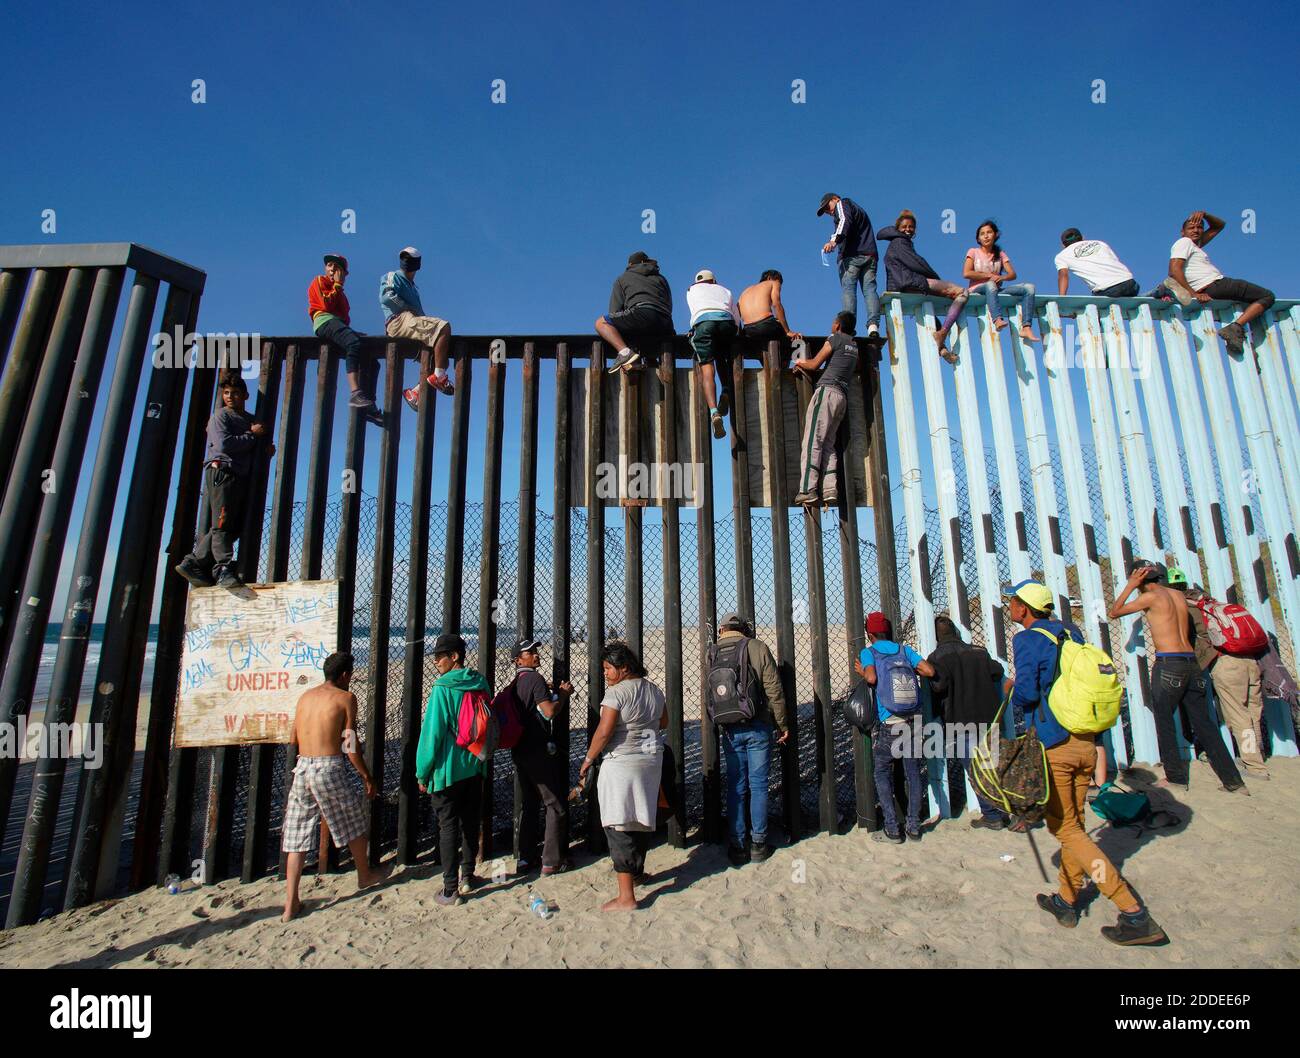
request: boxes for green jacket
[416,665,489,792]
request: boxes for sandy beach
[2,756,1295,969]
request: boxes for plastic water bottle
[527,892,553,920]
[165,873,181,895]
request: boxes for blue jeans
[872,719,923,833]
[947,723,1008,822]
[977,280,1036,327]
[721,720,772,848]
[839,255,881,329]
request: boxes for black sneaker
[607,349,640,374]
[872,829,904,845]
[711,411,726,439]
[215,565,243,589]
[970,816,1006,831]
[905,826,922,842]
[749,841,774,863]
[1217,322,1246,354]
[716,389,731,418]
[1220,782,1251,797]
[727,844,749,867]
[1037,892,1080,928]
[174,555,215,588]
[1101,908,1168,946]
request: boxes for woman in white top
[579,640,667,911]
[962,220,1038,344]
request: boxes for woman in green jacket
[416,633,489,906]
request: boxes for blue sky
[3,0,1298,621]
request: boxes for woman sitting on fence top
[579,640,667,912]
[877,209,968,365]
[962,220,1039,345]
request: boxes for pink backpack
[1197,597,1267,657]
[455,689,497,761]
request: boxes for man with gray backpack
[706,613,789,866]
[855,612,936,844]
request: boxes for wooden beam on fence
[552,344,573,847]
[513,342,540,859]
[584,342,606,853]
[476,349,506,860]
[792,373,838,834]
[729,352,756,617]
[363,344,403,864]
[692,370,721,843]
[622,367,644,655]
[399,348,437,865]
[0,267,32,371]
[760,341,801,842]
[441,343,472,635]
[658,345,686,847]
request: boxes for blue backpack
[868,646,922,717]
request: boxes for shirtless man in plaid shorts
[281,652,391,921]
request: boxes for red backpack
[490,680,525,750]
[455,689,498,761]
[1196,597,1267,657]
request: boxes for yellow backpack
[1034,627,1122,734]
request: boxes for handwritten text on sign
[174,580,339,748]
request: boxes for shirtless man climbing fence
[281,652,391,921]
[1106,561,1247,795]
[738,270,802,355]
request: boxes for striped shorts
[281,755,367,853]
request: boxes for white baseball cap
[694,269,715,283]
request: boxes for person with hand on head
[376,246,456,409]
[308,253,384,425]
[1108,560,1246,795]
[1005,580,1167,946]
[415,634,490,906]
[963,219,1038,344]
[508,637,574,876]
[791,310,859,507]
[1165,211,1275,354]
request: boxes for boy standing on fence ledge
[174,371,269,589]
[307,253,384,425]
[1005,580,1167,946]
[816,192,884,349]
[379,246,456,408]
[791,310,858,507]
[281,652,390,922]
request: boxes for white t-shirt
[1054,240,1134,293]
[686,282,738,326]
[599,677,665,758]
[1169,236,1223,291]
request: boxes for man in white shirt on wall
[686,269,740,439]
[1054,229,1139,300]
[1166,210,1275,354]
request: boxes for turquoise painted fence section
[882,291,1300,807]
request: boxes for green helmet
[1166,567,1188,588]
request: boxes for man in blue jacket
[817,192,884,349]
[378,247,456,409]
[1004,580,1166,946]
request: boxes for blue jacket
[1010,618,1083,749]
[379,270,424,321]
[830,197,877,262]
[877,226,941,293]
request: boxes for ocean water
[32,624,158,710]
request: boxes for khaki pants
[797,384,847,496]
[385,311,449,350]
[1045,735,1137,909]
[1212,655,1267,775]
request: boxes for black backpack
[706,637,757,725]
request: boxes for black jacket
[609,260,673,318]
[877,226,941,293]
[926,635,1004,727]
[830,197,877,262]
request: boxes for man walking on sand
[1107,560,1247,794]
[281,652,391,922]
[379,246,457,409]
[1005,580,1167,946]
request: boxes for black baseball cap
[323,253,349,271]
[512,637,543,658]
[1128,558,1168,584]
[432,633,466,657]
[817,193,838,216]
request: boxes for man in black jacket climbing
[598,251,676,373]
[926,615,1008,829]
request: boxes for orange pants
[1044,735,1137,909]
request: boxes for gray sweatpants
[797,384,847,496]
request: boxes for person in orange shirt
[307,253,384,424]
